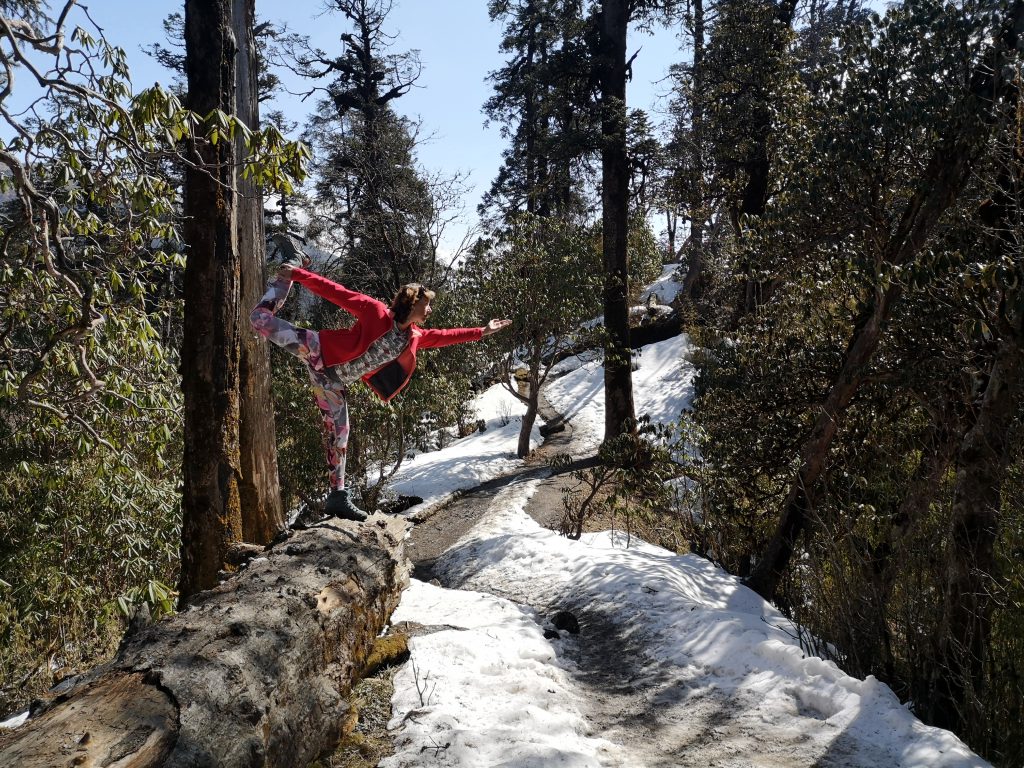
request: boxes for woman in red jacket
[250,235,510,521]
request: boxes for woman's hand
[277,264,295,281]
[482,318,512,337]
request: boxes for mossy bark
[0,515,410,768]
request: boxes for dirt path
[400,394,870,768]
[406,394,586,582]
[402,395,700,766]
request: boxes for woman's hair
[391,283,436,323]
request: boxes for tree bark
[180,0,245,601]
[598,0,636,443]
[680,0,707,301]
[744,283,901,598]
[233,0,285,543]
[0,515,411,768]
[518,383,540,459]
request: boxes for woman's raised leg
[249,276,323,369]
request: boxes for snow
[0,711,27,729]
[544,334,698,455]
[389,380,541,517]
[639,262,685,305]
[378,264,989,767]
[387,579,623,767]
[385,491,987,766]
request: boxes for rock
[552,610,580,634]
[539,420,566,438]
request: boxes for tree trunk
[233,0,285,543]
[744,283,901,599]
[0,515,411,768]
[598,0,636,443]
[664,209,677,262]
[729,0,799,320]
[680,0,706,301]
[518,384,540,459]
[180,0,244,601]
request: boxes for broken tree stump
[0,513,411,768]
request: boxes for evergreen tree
[481,0,598,222]
[291,0,434,298]
[481,0,604,456]
[663,0,716,299]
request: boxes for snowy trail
[383,265,985,767]
[384,328,988,768]
[396,466,985,768]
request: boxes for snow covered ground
[380,273,989,766]
[385,470,986,766]
[388,381,542,517]
[543,333,698,456]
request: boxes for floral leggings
[250,277,350,491]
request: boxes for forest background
[0,1,1022,766]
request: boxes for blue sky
[90,1,683,236]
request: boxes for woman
[250,234,511,522]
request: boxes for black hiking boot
[268,232,312,270]
[324,488,368,522]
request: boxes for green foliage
[687,1,1024,762]
[0,448,180,714]
[460,213,601,454]
[466,213,602,358]
[482,0,599,221]
[626,108,665,220]
[989,456,1024,767]
[0,3,305,715]
[627,213,663,293]
[558,418,686,550]
[703,0,796,220]
[305,106,436,297]
[0,17,191,713]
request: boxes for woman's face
[407,295,432,325]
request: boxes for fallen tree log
[0,513,411,768]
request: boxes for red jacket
[292,268,484,402]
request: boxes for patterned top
[330,322,410,386]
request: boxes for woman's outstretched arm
[278,265,389,320]
[418,319,511,349]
